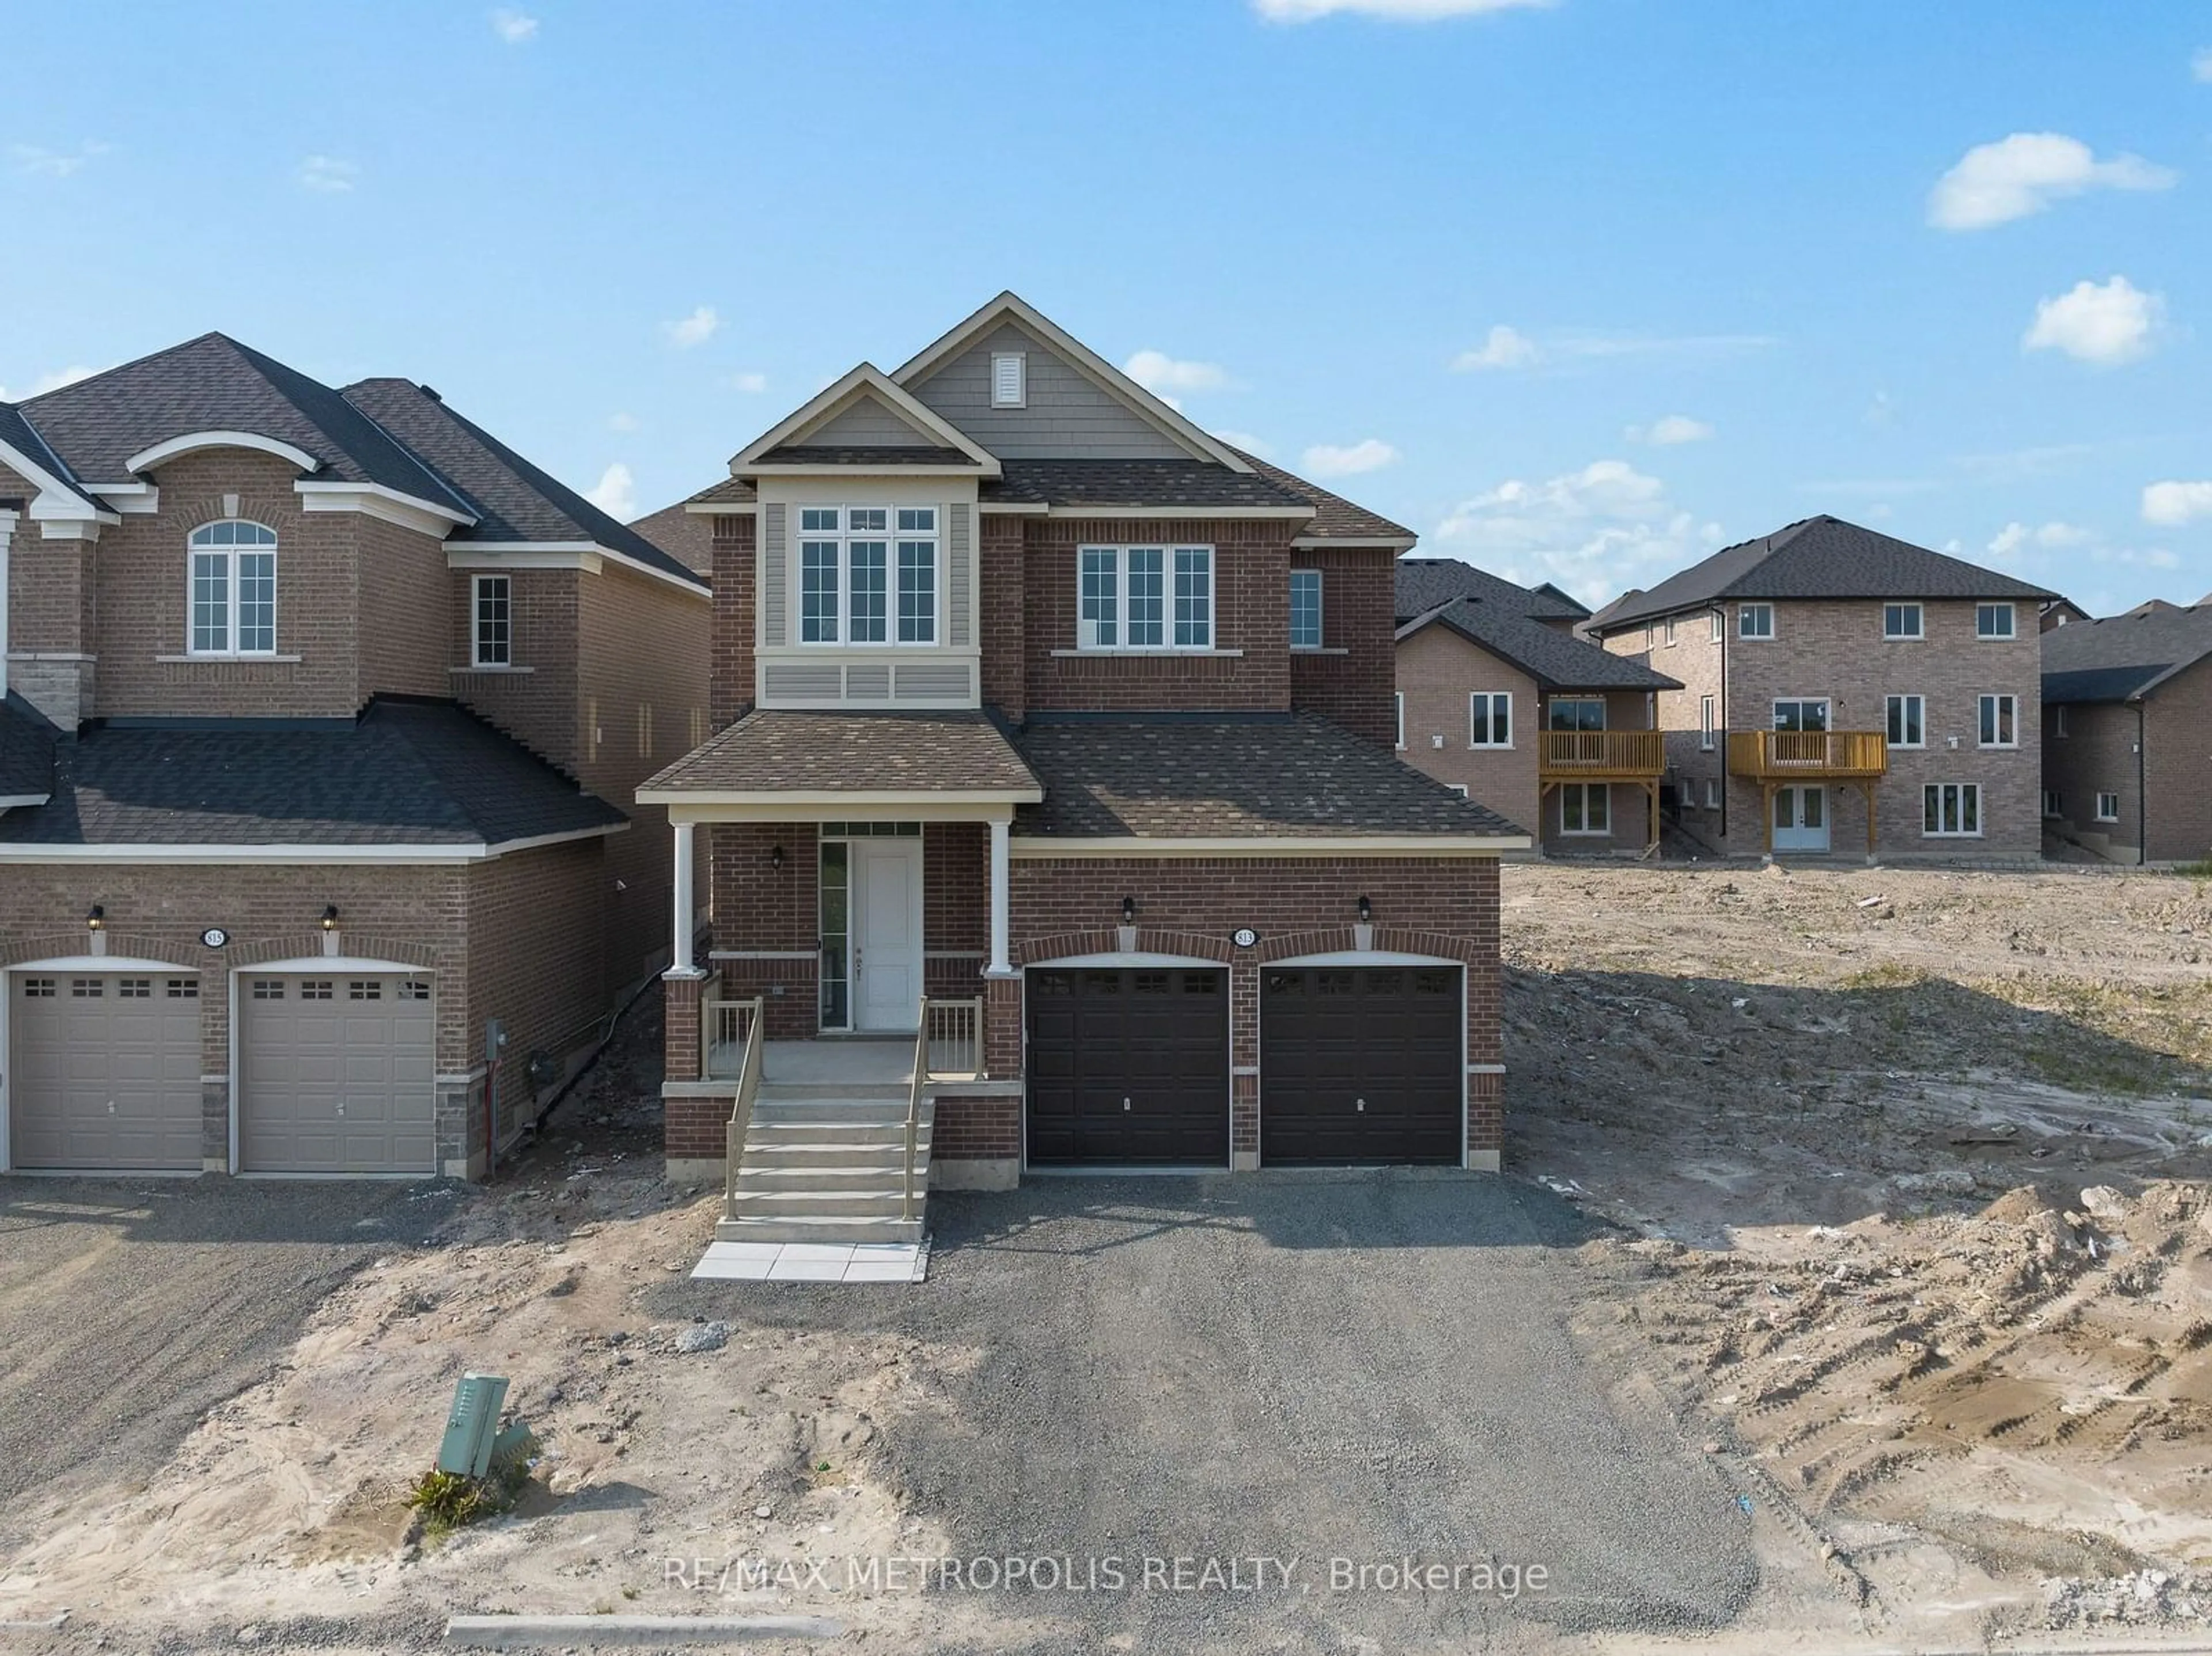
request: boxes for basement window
[2095,793,2120,823]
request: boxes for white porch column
[987,816,1013,976]
[670,818,699,975]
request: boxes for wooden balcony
[1537,728,1665,780]
[1727,730,1888,780]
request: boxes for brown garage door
[10,971,204,1170]
[240,974,436,1174]
[1027,967,1229,1166]
[1262,965,1463,1165]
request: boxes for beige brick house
[641,293,1527,1237]
[0,336,709,1177]
[1584,517,2052,861]
[2042,599,2212,866]
[1393,559,1679,855]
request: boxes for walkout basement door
[1260,966,1462,1165]
[1025,967,1229,1166]
[239,973,437,1174]
[9,971,203,1170]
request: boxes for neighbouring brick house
[1393,559,1679,855]
[0,335,709,1177]
[2041,598,2212,866]
[1584,517,2052,861]
[644,292,1526,1210]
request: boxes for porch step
[721,1092,934,1242]
[726,1188,922,1219]
[745,1119,929,1147]
[713,1214,925,1245]
[744,1137,931,1169]
[756,1081,913,1104]
[735,1162,929,1194]
[752,1094,918,1123]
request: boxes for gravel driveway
[678,1172,1757,1653]
[0,1174,431,1551]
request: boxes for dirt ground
[2,861,2209,1653]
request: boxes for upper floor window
[1289,569,1323,649]
[1077,544,1213,650]
[1978,692,2018,747]
[1738,603,1775,639]
[472,574,512,666]
[1883,602,1923,639]
[991,351,1026,408]
[1709,611,1725,642]
[188,521,277,656]
[1976,602,2016,640]
[1547,696,1604,732]
[798,506,937,645]
[1662,617,1677,647]
[1772,698,1830,732]
[1469,691,1513,748]
[1886,693,1925,748]
[2053,704,2069,738]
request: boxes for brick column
[1230,955,1260,1168]
[982,971,1022,1079]
[664,971,702,1082]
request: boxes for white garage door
[9,971,204,1171]
[239,974,436,1174]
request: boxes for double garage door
[1024,964,1462,1168]
[7,969,435,1175]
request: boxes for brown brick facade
[710,513,756,730]
[1287,543,1397,748]
[2045,659,2212,866]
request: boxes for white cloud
[1988,520,2090,559]
[0,365,100,401]
[2022,275,2164,366]
[1213,429,1274,460]
[1431,459,1723,605]
[2143,480,2212,526]
[665,306,720,349]
[1253,0,1550,17]
[2192,47,2212,82]
[1123,350,1230,395]
[1627,414,1713,446]
[585,463,637,520]
[490,7,539,42]
[1452,325,1541,372]
[1301,438,1400,478]
[297,155,359,193]
[608,411,640,433]
[729,371,768,393]
[10,141,109,179]
[1926,132,2175,230]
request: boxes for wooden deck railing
[1537,729,1665,777]
[1727,730,1888,779]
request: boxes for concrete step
[735,1163,927,1194]
[745,1119,928,1146]
[744,1138,930,1169]
[727,1188,920,1219]
[756,1081,913,1104]
[715,1214,925,1245]
[751,1096,926,1122]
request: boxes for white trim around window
[1922,782,1983,838]
[797,505,940,646]
[2053,704,2070,738]
[2094,791,2120,823]
[1699,694,1716,751]
[1077,543,1213,650]
[1978,692,2018,748]
[1289,567,1323,650]
[186,520,278,657]
[471,573,512,667]
[1883,601,1924,640]
[2041,789,2062,820]
[1738,602,1775,639]
[1469,691,1513,749]
[1395,691,1406,750]
[1559,782,1611,836]
[1885,692,1925,749]
[1976,601,2017,640]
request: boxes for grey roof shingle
[1011,714,1525,840]
[980,458,1314,513]
[0,403,97,509]
[1394,558,1587,624]
[340,380,704,588]
[2042,602,2212,704]
[755,444,979,468]
[0,699,625,848]
[0,695,58,800]
[629,502,717,577]
[1400,598,1680,692]
[1230,450,1414,541]
[1590,516,2055,631]
[643,710,1040,795]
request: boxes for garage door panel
[241,974,436,1174]
[1027,967,1228,1167]
[1262,967,1462,1166]
[10,972,203,1171]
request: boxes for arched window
[187,521,278,656]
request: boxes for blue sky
[5,1,2207,613]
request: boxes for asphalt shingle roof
[1394,559,1587,624]
[1399,598,1680,692]
[643,710,1040,795]
[0,699,625,848]
[629,502,717,577]
[1230,450,1414,541]
[1591,516,2055,632]
[2042,602,2212,704]
[0,695,58,800]
[1010,714,1525,841]
[0,403,96,508]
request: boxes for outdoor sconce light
[770,844,785,871]
[1357,895,1372,924]
[85,903,104,932]
[321,904,340,933]
[1122,895,1137,924]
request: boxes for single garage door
[1262,965,1463,1165]
[240,973,436,1174]
[9,971,204,1170]
[1027,967,1229,1166]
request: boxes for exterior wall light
[771,844,785,871]
[321,904,341,933]
[1357,895,1372,924]
[86,903,104,932]
[1122,896,1137,924]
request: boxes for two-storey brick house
[1584,517,2052,861]
[0,335,709,1178]
[1392,559,1680,855]
[645,293,1525,1214]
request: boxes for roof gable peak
[730,363,999,476]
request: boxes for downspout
[2137,699,2147,866]
[1716,605,1729,842]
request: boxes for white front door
[854,839,923,1032]
[1773,786,1830,852]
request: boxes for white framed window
[1709,610,1725,642]
[990,351,1026,408]
[1923,782,1983,838]
[1662,616,1677,647]
[1978,693,2017,748]
[797,506,937,645]
[2095,791,2120,823]
[1560,782,1610,836]
[187,520,278,657]
[1289,569,1323,649]
[1699,694,1716,751]
[1469,691,1513,749]
[1885,693,1925,748]
[1446,782,1470,798]
[1705,778,1721,810]
[1076,544,1212,650]
[472,574,512,666]
[2041,789,2062,818]
[1739,603,1775,639]
[2053,704,2069,738]
[1976,602,2016,640]
[1883,602,1923,640]
[1394,691,1406,750]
